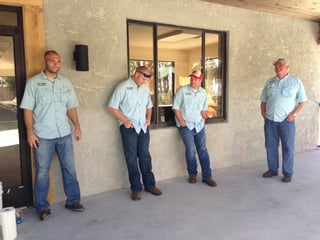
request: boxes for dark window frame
[0,5,32,207]
[127,19,228,128]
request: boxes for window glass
[205,33,224,118]
[0,10,17,26]
[157,26,202,125]
[128,23,154,92]
[128,23,156,122]
[0,36,21,186]
[127,20,227,127]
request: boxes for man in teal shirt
[108,66,162,201]
[260,58,307,183]
[20,50,84,221]
[173,70,217,187]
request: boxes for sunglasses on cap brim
[137,71,151,78]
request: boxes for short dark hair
[44,50,59,58]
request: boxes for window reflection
[205,58,222,118]
[127,20,227,126]
[0,36,21,186]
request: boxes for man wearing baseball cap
[172,70,217,187]
[260,58,308,183]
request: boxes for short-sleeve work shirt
[260,74,308,122]
[172,85,208,133]
[107,77,153,134]
[20,71,79,139]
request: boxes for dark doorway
[0,5,32,207]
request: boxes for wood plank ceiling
[200,0,320,22]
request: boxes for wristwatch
[293,113,297,118]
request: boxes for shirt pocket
[266,83,277,97]
[196,95,205,111]
[281,85,296,98]
[183,97,193,116]
[123,91,137,108]
[140,93,150,107]
[36,88,52,105]
[59,88,71,104]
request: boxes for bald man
[20,50,84,221]
[108,66,162,201]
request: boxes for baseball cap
[189,70,203,79]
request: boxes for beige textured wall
[43,0,320,202]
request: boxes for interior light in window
[158,30,200,43]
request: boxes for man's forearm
[24,109,34,133]
[67,108,81,128]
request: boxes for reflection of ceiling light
[158,30,200,43]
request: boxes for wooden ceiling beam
[200,0,320,22]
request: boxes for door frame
[0,0,46,207]
[0,6,32,207]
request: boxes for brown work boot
[65,202,85,212]
[262,170,278,178]
[189,176,197,183]
[202,178,217,187]
[131,191,141,201]
[282,174,292,183]
[145,187,162,196]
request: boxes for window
[127,20,227,127]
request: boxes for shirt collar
[40,70,62,81]
[187,84,200,93]
[276,73,289,81]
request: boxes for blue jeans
[33,134,81,213]
[120,125,156,192]
[178,127,212,180]
[264,119,295,175]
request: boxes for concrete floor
[11,150,320,240]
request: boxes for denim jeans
[33,134,81,213]
[264,119,295,175]
[120,125,156,192]
[178,126,212,180]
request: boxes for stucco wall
[43,0,320,202]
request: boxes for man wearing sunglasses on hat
[108,66,162,201]
[172,70,217,187]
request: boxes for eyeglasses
[137,71,151,78]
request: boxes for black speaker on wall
[74,44,89,71]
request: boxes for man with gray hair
[260,58,307,183]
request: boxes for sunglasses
[137,71,151,78]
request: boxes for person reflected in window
[260,58,308,183]
[107,66,162,201]
[172,70,217,187]
[20,50,85,221]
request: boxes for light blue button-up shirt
[172,85,208,133]
[107,77,153,134]
[260,74,308,122]
[20,71,79,139]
